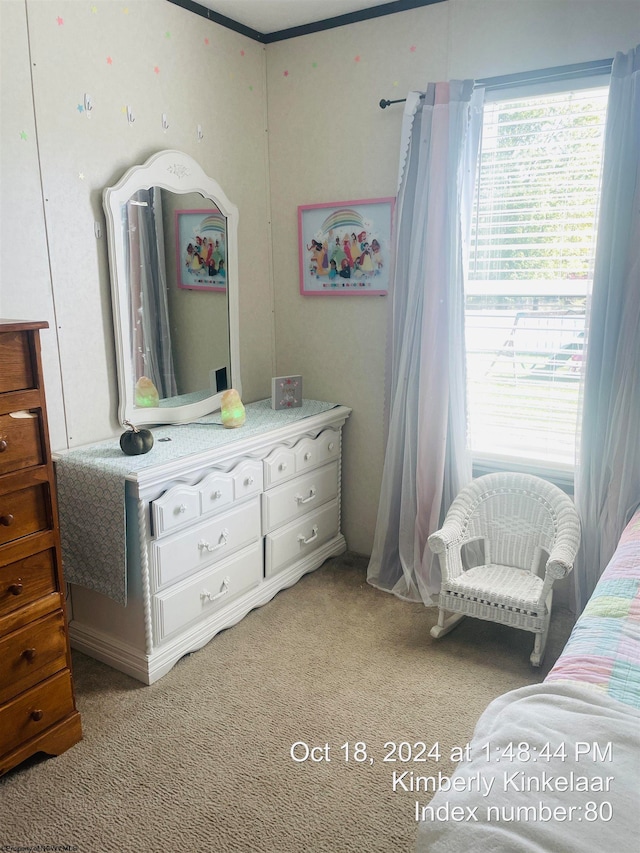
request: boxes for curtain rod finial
[379,99,390,109]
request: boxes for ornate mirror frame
[103,149,241,427]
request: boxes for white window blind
[466,86,609,471]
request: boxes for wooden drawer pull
[297,525,319,546]
[0,514,14,527]
[198,529,229,553]
[30,709,44,722]
[22,648,37,662]
[200,577,231,603]
[8,581,24,595]
[295,487,317,505]
[0,439,7,452]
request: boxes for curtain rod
[379,57,614,108]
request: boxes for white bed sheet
[415,682,640,852]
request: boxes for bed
[416,509,640,852]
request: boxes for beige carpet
[0,553,574,853]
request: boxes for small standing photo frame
[272,375,303,409]
[298,197,394,296]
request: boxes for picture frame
[298,197,394,296]
[175,208,228,292]
[271,375,303,409]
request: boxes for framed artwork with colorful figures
[298,198,395,296]
[175,208,227,292]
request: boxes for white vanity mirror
[103,150,240,427]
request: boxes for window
[466,84,609,475]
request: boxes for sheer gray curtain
[367,81,484,604]
[575,44,640,611]
[125,188,177,399]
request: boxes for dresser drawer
[265,499,340,578]
[0,549,58,622]
[263,446,297,487]
[0,331,35,394]
[0,611,67,704]
[0,484,50,547]
[153,541,263,642]
[152,485,200,537]
[262,461,339,534]
[0,669,75,758]
[0,411,44,476]
[231,459,263,502]
[152,459,264,539]
[151,498,261,591]
[294,429,340,473]
[198,471,234,517]
[263,429,340,487]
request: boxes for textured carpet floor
[0,554,574,853]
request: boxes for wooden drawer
[294,429,340,473]
[0,548,58,621]
[0,611,67,704]
[152,485,200,537]
[153,541,263,642]
[0,411,44,475]
[0,669,75,758]
[0,483,50,547]
[264,446,296,486]
[265,499,340,578]
[150,497,261,591]
[0,331,34,394]
[198,470,234,517]
[263,429,340,487]
[231,459,263,502]
[152,459,264,539]
[262,461,339,534]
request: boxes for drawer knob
[30,709,44,722]
[244,476,254,486]
[0,514,14,527]
[200,577,231,603]
[8,581,24,596]
[178,504,187,514]
[304,452,312,462]
[22,648,37,662]
[328,442,335,451]
[279,462,288,472]
[0,439,7,452]
[211,490,222,500]
[198,529,229,553]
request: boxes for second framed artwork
[175,208,228,292]
[298,197,394,296]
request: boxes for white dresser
[55,401,350,684]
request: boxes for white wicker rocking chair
[428,472,581,666]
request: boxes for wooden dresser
[0,320,81,776]
[56,401,350,684]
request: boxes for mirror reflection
[123,189,230,410]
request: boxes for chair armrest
[545,514,581,579]
[537,517,581,605]
[428,520,470,582]
[427,521,464,554]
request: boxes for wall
[266,0,640,556]
[0,0,273,451]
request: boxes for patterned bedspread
[545,509,640,709]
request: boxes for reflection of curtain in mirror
[124,188,177,400]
